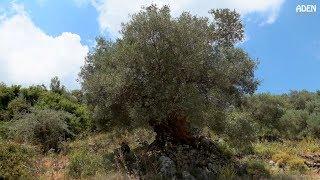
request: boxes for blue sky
[243,0,320,93]
[0,0,319,94]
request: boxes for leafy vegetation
[0,140,39,179]
[9,109,74,152]
[0,5,320,180]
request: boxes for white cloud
[90,0,285,37]
[0,4,89,88]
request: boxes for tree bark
[149,111,194,147]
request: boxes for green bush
[0,84,20,110]
[35,91,92,133]
[279,110,309,139]
[0,109,10,121]
[9,109,74,152]
[247,94,285,139]
[288,90,314,110]
[20,85,46,106]
[68,150,103,178]
[224,111,256,153]
[306,100,320,114]
[7,97,31,118]
[0,121,9,139]
[306,113,320,138]
[245,158,270,178]
[0,140,38,178]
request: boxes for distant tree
[50,76,66,94]
[20,85,47,106]
[0,84,21,110]
[80,5,258,145]
[247,94,285,138]
[288,90,314,110]
[307,113,320,138]
[279,109,309,139]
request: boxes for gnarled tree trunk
[149,111,195,148]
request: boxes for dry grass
[253,138,320,177]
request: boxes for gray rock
[207,163,219,173]
[182,171,196,180]
[159,155,176,177]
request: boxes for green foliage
[279,110,309,139]
[71,89,85,103]
[245,158,270,178]
[0,140,38,178]
[217,165,237,180]
[0,121,9,139]
[50,76,66,94]
[80,5,258,133]
[247,94,285,138]
[224,110,256,152]
[0,84,21,110]
[210,9,244,46]
[68,150,103,178]
[0,109,10,121]
[306,113,320,138]
[0,84,46,121]
[0,78,92,146]
[245,91,320,141]
[35,91,92,133]
[20,85,47,105]
[7,97,31,118]
[9,109,74,152]
[288,90,314,110]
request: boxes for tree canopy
[80,5,258,141]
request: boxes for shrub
[0,140,38,178]
[247,94,285,139]
[307,113,320,138]
[253,142,278,159]
[0,109,10,121]
[7,97,31,118]
[0,121,9,139]
[35,91,92,133]
[224,111,256,153]
[9,109,74,152]
[288,90,314,110]
[279,110,309,139]
[306,100,320,114]
[20,85,46,106]
[68,150,103,178]
[0,84,20,110]
[245,158,270,178]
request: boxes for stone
[159,155,176,177]
[182,171,196,180]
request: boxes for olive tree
[80,5,258,145]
